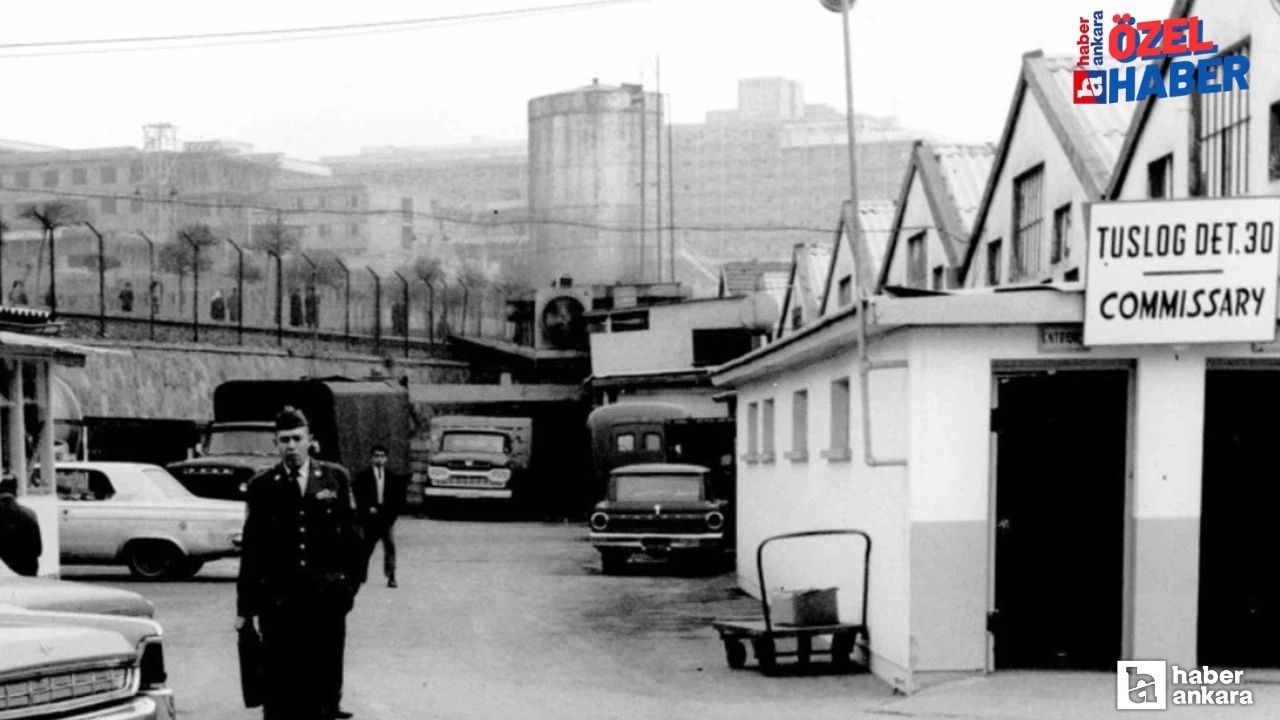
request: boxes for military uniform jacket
[236,460,364,618]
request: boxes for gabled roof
[1106,0,1196,198]
[718,259,792,298]
[817,200,897,313]
[775,242,832,339]
[960,50,1135,280]
[877,141,995,291]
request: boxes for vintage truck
[168,378,412,501]
[413,415,532,512]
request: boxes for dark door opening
[992,370,1129,670]
[1199,370,1280,667]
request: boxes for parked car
[587,463,731,574]
[45,461,245,580]
[0,562,176,718]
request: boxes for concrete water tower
[528,80,663,286]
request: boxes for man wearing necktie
[353,444,407,588]
[236,407,364,720]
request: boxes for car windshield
[613,474,704,502]
[441,432,506,454]
[206,429,276,455]
[139,467,197,500]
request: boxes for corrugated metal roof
[930,144,995,234]
[856,199,897,270]
[1039,55,1135,188]
[719,259,793,296]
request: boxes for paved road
[64,516,897,720]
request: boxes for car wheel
[724,640,747,669]
[125,541,184,580]
[600,550,628,575]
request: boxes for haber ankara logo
[1074,70,1105,104]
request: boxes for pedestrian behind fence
[7,280,28,306]
[211,289,226,322]
[119,281,135,313]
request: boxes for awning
[0,331,132,367]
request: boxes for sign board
[1039,325,1088,352]
[1084,198,1280,346]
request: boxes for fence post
[367,267,382,355]
[138,232,156,341]
[225,237,245,345]
[84,222,106,337]
[394,271,410,359]
[181,232,199,343]
[334,258,350,350]
[268,250,282,346]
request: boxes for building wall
[589,298,746,376]
[733,335,912,687]
[966,88,1091,287]
[1113,2,1278,200]
[884,172,949,289]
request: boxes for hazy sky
[0,0,1174,160]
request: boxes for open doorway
[991,369,1129,669]
[1199,369,1280,667]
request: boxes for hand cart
[712,529,871,675]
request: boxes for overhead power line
[0,0,651,59]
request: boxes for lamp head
[820,0,854,11]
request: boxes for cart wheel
[724,640,747,669]
[831,634,854,669]
[753,638,777,675]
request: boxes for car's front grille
[0,664,136,716]
[605,514,712,533]
[434,474,503,488]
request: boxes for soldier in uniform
[236,407,364,720]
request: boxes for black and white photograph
[0,0,1277,718]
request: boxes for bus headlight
[427,466,449,482]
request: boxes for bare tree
[159,224,218,311]
[22,201,84,308]
[458,259,489,336]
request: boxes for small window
[746,402,759,456]
[101,197,117,215]
[72,168,88,185]
[761,399,775,460]
[986,239,1003,287]
[401,225,414,248]
[931,266,945,290]
[43,170,59,188]
[349,194,361,208]
[317,196,328,210]
[907,231,927,287]
[1051,203,1071,264]
[129,163,143,182]
[13,170,30,188]
[643,433,662,452]
[616,433,636,452]
[100,166,118,184]
[294,197,305,210]
[130,197,143,214]
[837,276,853,307]
[829,378,851,457]
[348,223,360,237]
[1149,153,1174,198]
[790,389,808,460]
[790,304,803,329]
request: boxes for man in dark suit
[352,444,407,588]
[236,407,364,720]
[0,478,41,576]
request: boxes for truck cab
[167,421,277,501]
[416,415,531,509]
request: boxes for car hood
[170,454,276,470]
[0,578,155,618]
[0,621,136,675]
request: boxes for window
[348,194,360,209]
[1192,41,1250,196]
[1148,153,1174,198]
[294,197,305,210]
[131,197,143,214]
[56,469,114,501]
[129,163,143,182]
[761,399,775,461]
[986,239,1003,287]
[348,223,360,237]
[401,225,414,248]
[931,266,945,290]
[1011,164,1044,280]
[1051,203,1071,264]
[906,231,927,287]
[787,390,808,461]
[72,168,88,185]
[317,196,328,210]
[616,433,636,452]
[643,433,662,452]
[13,170,30,188]
[100,166,118,184]
[691,328,753,367]
[790,304,803,330]
[837,276,853,307]
[43,169,59,188]
[825,378,852,460]
[101,197,117,215]
[746,402,759,458]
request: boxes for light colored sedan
[48,461,245,580]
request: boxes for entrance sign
[1084,197,1280,346]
